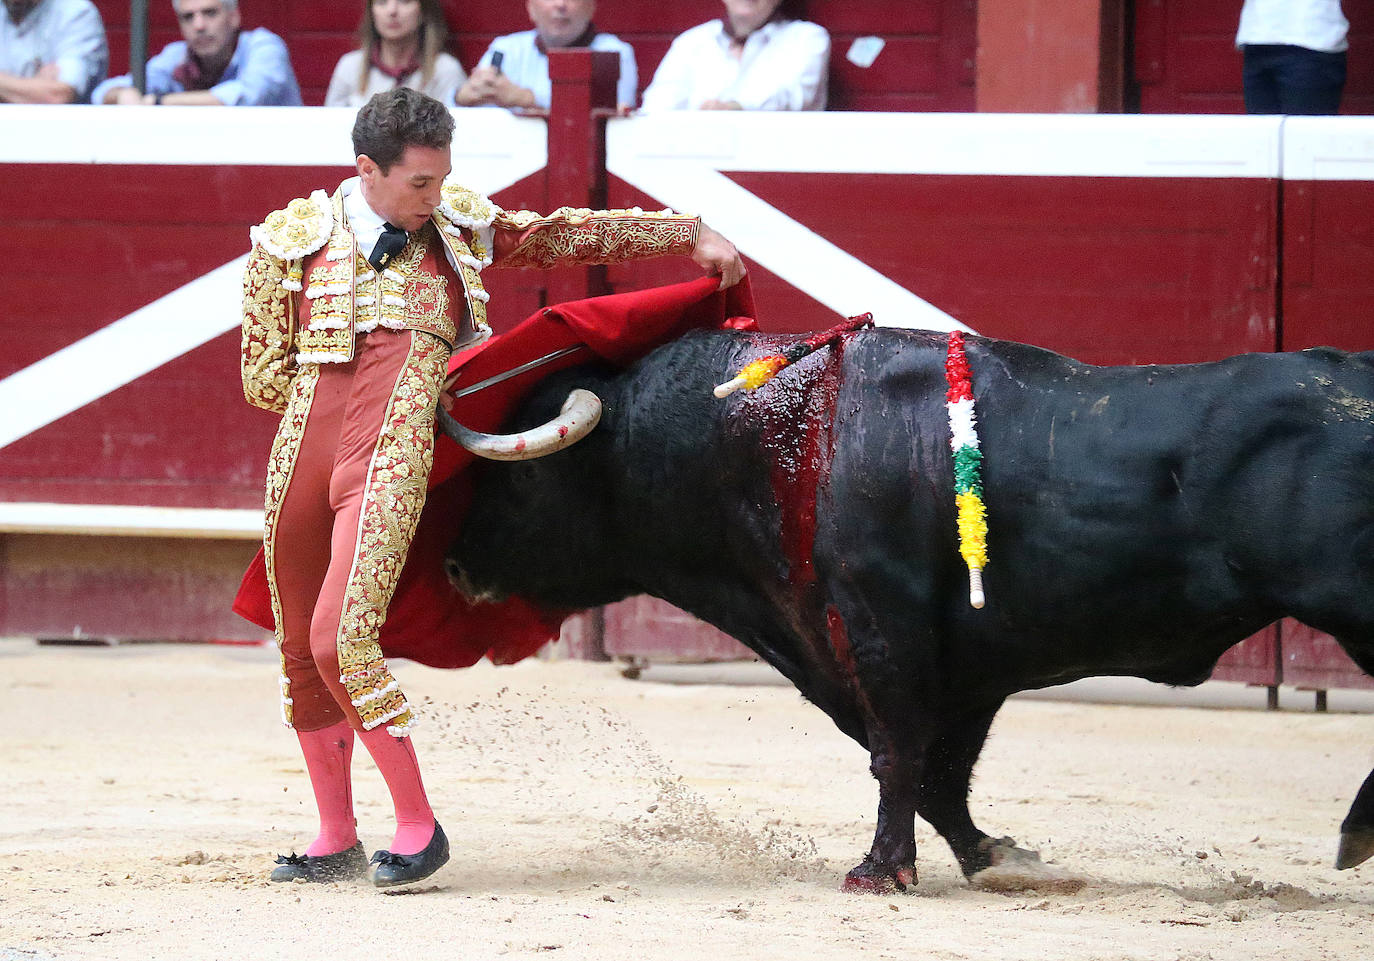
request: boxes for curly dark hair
[351,88,455,173]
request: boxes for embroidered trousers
[263,328,449,735]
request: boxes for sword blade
[447,344,586,400]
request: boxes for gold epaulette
[437,183,501,230]
[249,189,333,262]
[435,183,502,270]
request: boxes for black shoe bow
[368,821,450,888]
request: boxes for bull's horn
[436,388,602,461]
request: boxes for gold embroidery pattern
[297,325,354,358]
[432,223,491,333]
[241,246,297,414]
[403,271,456,344]
[368,240,427,329]
[295,222,357,364]
[289,186,487,364]
[496,208,700,269]
[335,334,449,734]
[261,364,322,728]
[303,253,355,323]
[468,233,490,264]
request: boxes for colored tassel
[945,331,989,608]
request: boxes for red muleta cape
[233,275,756,667]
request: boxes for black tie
[368,222,408,272]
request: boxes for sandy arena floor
[1,639,1371,961]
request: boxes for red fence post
[541,49,619,660]
[544,48,619,307]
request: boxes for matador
[240,88,745,888]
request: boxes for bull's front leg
[842,741,922,894]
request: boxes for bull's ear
[437,389,602,461]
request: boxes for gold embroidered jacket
[241,183,701,414]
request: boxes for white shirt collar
[341,176,390,254]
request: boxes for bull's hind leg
[1329,637,1374,868]
[1338,768,1374,869]
[915,704,1008,876]
[915,706,1052,879]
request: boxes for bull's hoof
[841,862,916,894]
[956,835,1035,876]
[968,836,1087,894]
[1336,828,1374,870]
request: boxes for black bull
[444,328,1374,892]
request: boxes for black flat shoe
[369,821,450,888]
[270,841,368,882]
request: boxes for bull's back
[463,330,1374,698]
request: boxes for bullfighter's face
[356,144,451,233]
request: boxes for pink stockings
[296,721,358,856]
[357,726,436,855]
[296,720,436,857]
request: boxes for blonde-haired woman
[326,0,465,107]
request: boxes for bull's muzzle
[435,388,602,461]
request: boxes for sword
[444,344,587,399]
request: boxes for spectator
[640,0,829,112]
[0,0,108,103]
[93,0,301,106]
[456,0,636,112]
[325,0,465,108]
[1237,0,1348,115]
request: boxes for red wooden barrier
[1,81,1371,692]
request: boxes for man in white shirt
[0,0,107,103]
[1236,0,1348,114]
[640,0,829,112]
[456,0,637,111]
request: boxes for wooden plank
[1211,628,1279,687]
[602,596,751,662]
[1282,621,1374,690]
[0,534,271,643]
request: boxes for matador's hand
[692,221,746,290]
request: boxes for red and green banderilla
[712,313,875,398]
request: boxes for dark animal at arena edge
[441,326,1374,893]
